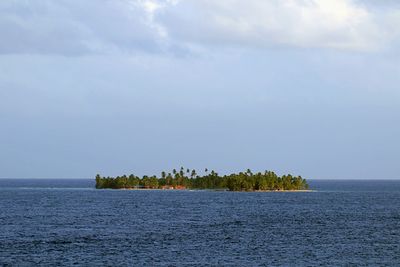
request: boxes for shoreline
[100,188,315,192]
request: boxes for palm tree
[167,173,172,185]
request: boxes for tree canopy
[95,168,309,191]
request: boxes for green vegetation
[95,168,309,191]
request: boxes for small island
[95,168,310,191]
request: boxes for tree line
[95,167,309,191]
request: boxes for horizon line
[1,177,400,180]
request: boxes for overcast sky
[1,0,400,179]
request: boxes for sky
[1,0,400,179]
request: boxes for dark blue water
[1,179,400,266]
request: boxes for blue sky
[1,0,399,178]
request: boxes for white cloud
[0,0,399,55]
[159,0,400,51]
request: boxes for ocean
[0,179,399,266]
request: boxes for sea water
[1,179,399,266]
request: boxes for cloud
[0,0,399,55]
[159,0,400,51]
[0,0,166,55]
